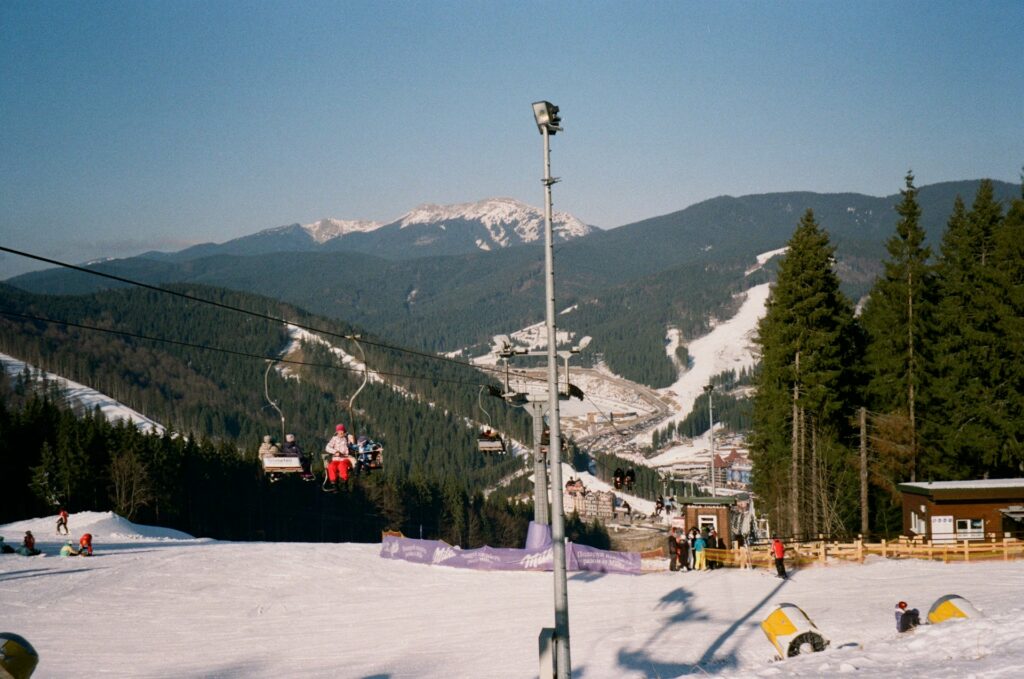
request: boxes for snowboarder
[0,536,15,554]
[771,537,787,579]
[894,601,920,633]
[78,533,93,556]
[56,508,69,535]
[282,434,314,481]
[17,531,41,557]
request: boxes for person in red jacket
[324,424,354,492]
[56,508,69,535]
[771,537,787,579]
[78,533,93,556]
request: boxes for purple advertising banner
[379,524,641,575]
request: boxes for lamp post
[704,383,715,497]
[532,99,571,679]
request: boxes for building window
[955,518,984,540]
[698,515,718,532]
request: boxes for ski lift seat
[477,432,505,453]
[261,456,304,474]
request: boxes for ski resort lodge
[898,479,1024,542]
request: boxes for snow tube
[927,594,981,625]
[760,603,830,659]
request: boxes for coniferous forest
[750,177,1024,538]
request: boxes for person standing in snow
[677,530,691,571]
[771,537,787,579]
[737,533,752,570]
[693,532,707,571]
[667,529,680,571]
[56,508,69,535]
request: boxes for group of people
[666,528,768,574]
[258,424,383,487]
[0,527,93,558]
[564,477,587,495]
[654,495,677,516]
[667,527,729,571]
[612,467,636,490]
[258,433,315,482]
[323,424,382,491]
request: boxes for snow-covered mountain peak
[303,218,384,243]
[398,197,592,245]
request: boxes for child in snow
[0,536,15,554]
[79,533,93,556]
[60,541,81,557]
[894,601,920,632]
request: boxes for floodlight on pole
[534,99,571,679]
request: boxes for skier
[56,508,69,535]
[324,424,354,491]
[282,433,314,481]
[894,601,920,633]
[771,537,787,579]
[78,533,93,556]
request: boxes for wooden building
[898,479,1024,542]
[671,496,737,544]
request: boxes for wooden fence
[703,535,1024,570]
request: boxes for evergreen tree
[861,172,935,491]
[750,209,862,537]
[929,181,1007,477]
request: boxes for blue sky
[2,0,1022,278]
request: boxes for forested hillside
[6,180,1018,390]
[0,283,531,489]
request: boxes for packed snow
[3,512,1022,678]
[0,352,165,436]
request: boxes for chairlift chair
[476,386,506,453]
[260,361,306,479]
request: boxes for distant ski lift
[477,385,506,453]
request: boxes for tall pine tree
[861,172,935,492]
[751,209,862,537]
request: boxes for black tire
[787,632,827,657]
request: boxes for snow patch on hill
[1,511,193,541]
[0,352,165,436]
[399,197,591,243]
[302,217,384,242]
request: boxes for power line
[0,245,544,386]
[0,309,488,389]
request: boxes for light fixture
[532,100,562,135]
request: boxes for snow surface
[0,352,165,436]
[2,512,1023,678]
